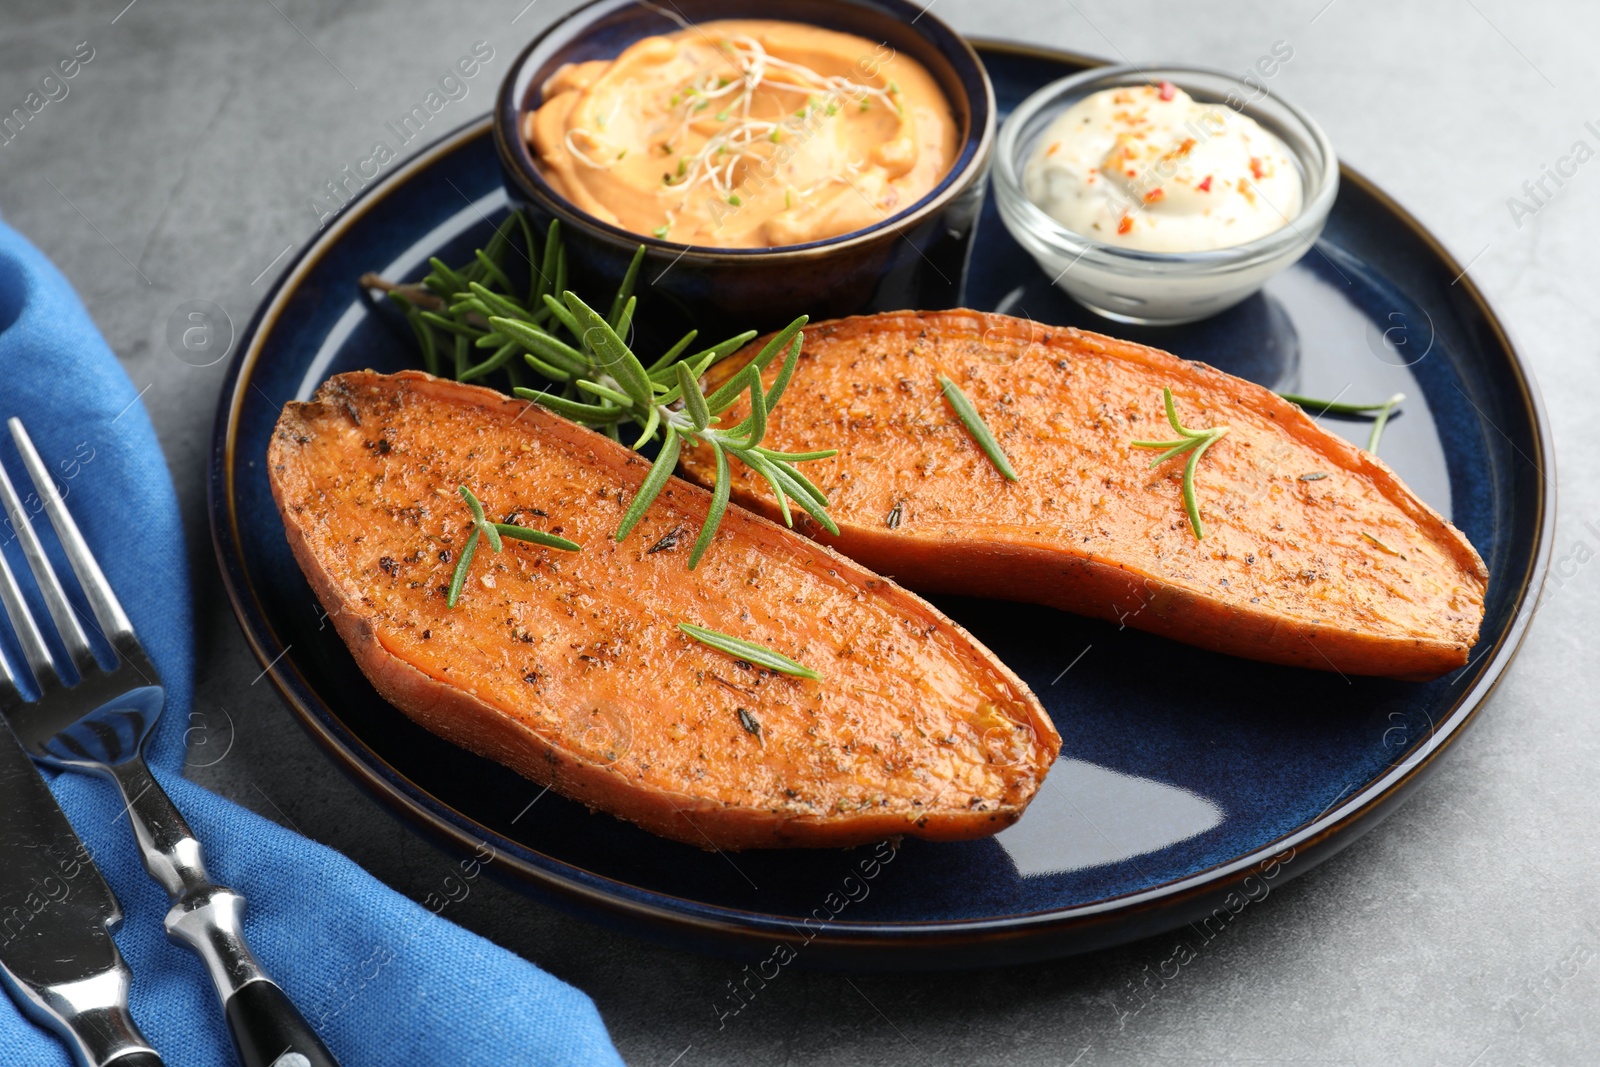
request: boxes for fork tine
[0,534,60,692]
[0,453,98,677]
[0,628,19,704]
[8,419,138,658]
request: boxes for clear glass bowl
[993,65,1338,325]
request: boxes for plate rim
[207,41,1556,966]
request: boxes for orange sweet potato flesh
[681,311,1488,681]
[268,370,1059,850]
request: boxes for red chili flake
[1159,81,1177,101]
[1197,174,1213,192]
[1177,137,1197,156]
[1143,188,1165,204]
[1117,214,1133,235]
[1250,157,1266,180]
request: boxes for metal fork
[0,418,338,1067]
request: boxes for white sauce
[1023,83,1303,252]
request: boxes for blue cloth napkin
[0,220,625,1066]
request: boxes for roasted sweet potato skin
[268,370,1059,850]
[683,311,1488,681]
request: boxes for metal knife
[0,714,162,1067]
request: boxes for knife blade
[0,713,162,1067]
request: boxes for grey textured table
[3,0,1596,1063]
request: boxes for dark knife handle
[224,980,338,1067]
[110,1054,165,1067]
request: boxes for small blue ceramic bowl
[493,0,995,335]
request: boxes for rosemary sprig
[1278,391,1407,454]
[447,485,580,608]
[366,210,837,570]
[508,300,838,568]
[937,374,1018,481]
[1131,387,1230,539]
[677,622,819,680]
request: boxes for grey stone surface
[1,0,1596,1063]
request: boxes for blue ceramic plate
[210,42,1553,969]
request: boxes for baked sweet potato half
[268,370,1059,849]
[680,311,1488,681]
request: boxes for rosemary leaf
[733,376,768,449]
[677,361,711,430]
[764,459,840,535]
[631,402,661,450]
[495,524,581,552]
[513,210,539,297]
[474,248,514,293]
[1181,433,1226,538]
[771,457,829,510]
[614,294,637,342]
[1139,439,1197,469]
[420,311,484,341]
[703,362,762,413]
[533,218,560,306]
[428,256,470,295]
[607,245,646,328]
[677,622,819,680]
[446,526,480,608]
[763,335,803,410]
[742,450,795,527]
[541,292,583,336]
[481,220,511,275]
[689,444,731,569]
[522,352,573,381]
[458,342,519,382]
[751,316,808,372]
[617,427,681,541]
[575,378,637,406]
[700,318,807,412]
[1279,393,1398,416]
[1160,385,1184,432]
[645,329,700,373]
[938,374,1019,482]
[391,294,441,376]
[1366,393,1405,452]
[467,281,537,324]
[490,317,588,376]
[513,387,624,423]
[682,331,759,377]
[753,446,838,463]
